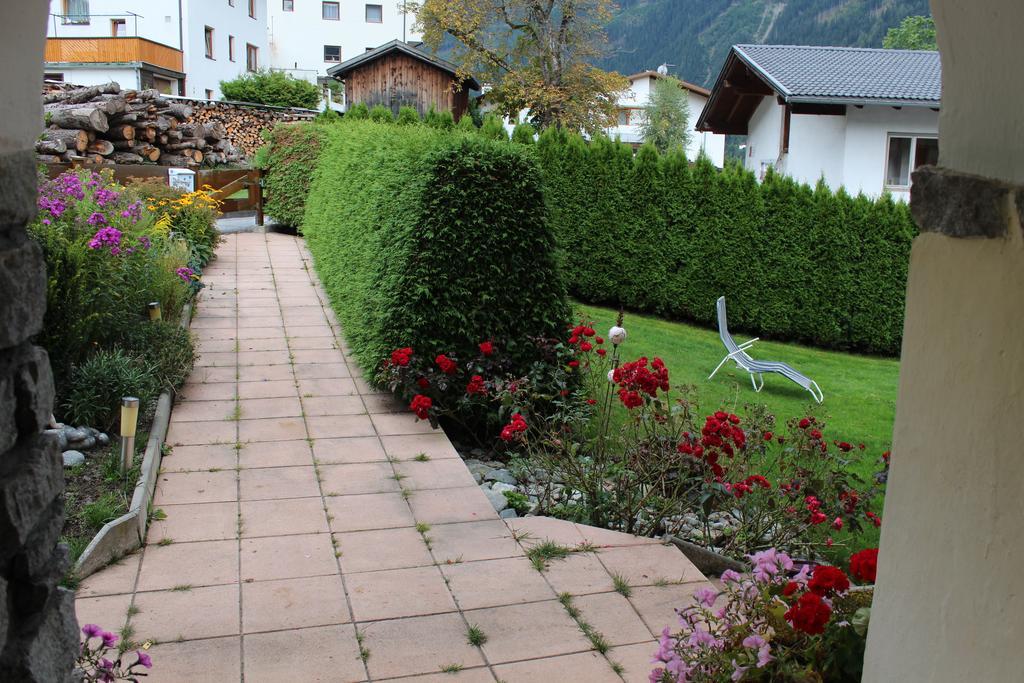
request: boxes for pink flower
[82,623,102,639]
[693,586,718,607]
[134,650,153,668]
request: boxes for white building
[45,0,269,100]
[267,0,420,92]
[605,70,726,166]
[697,44,941,200]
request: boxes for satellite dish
[656,63,669,76]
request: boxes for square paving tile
[243,625,367,683]
[572,591,654,647]
[147,502,234,546]
[290,349,344,365]
[347,566,457,621]
[74,594,132,633]
[237,350,290,366]
[239,417,307,442]
[171,400,237,422]
[360,394,406,414]
[504,517,585,548]
[298,377,358,397]
[294,362,350,379]
[467,600,592,664]
[238,396,303,420]
[302,395,367,417]
[238,380,298,399]
[543,552,616,596]
[360,612,486,679]
[407,487,497,525]
[242,575,349,633]
[393,459,478,490]
[77,552,141,598]
[428,520,523,564]
[240,498,329,537]
[178,382,237,402]
[286,325,336,338]
[312,437,387,464]
[240,337,289,351]
[380,434,460,460]
[441,557,554,610]
[166,420,236,447]
[306,415,375,439]
[160,444,236,473]
[238,316,285,330]
[573,523,661,549]
[238,364,293,382]
[320,462,400,496]
[239,534,337,585]
[335,528,434,573]
[131,584,239,642]
[146,636,241,683]
[377,668,493,682]
[609,642,660,683]
[152,471,237,506]
[493,651,622,683]
[289,336,338,350]
[597,544,704,587]
[195,351,237,368]
[137,540,238,592]
[325,492,417,532]
[370,413,439,436]
[626,583,711,637]
[239,465,320,500]
[238,439,313,468]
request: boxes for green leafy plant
[480,113,508,141]
[219,69,321,109]
[115,320,196,392]
[397,106,421,125]
[369,104,396,123]
[257,124,330,228]
[63,349,161,431]
[511,121,536,144]
[503,490,531,515]
[638,75,692,153]
[346,102,370,119]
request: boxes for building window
[365,4,383,22]
[110,18,126,36]
[249,0,256,18]
[323,2,340,20]
[617,109,630,126]
[205,89,214,99]
[247,43,258,71]
[885,134,939,189]
[229,35,236,61]
[62,0,90,24]
[204,26,215,59]
[283,0,294,10]
[324,45,341,62]
[44,73,65,83]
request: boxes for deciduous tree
[410,0,628,134]
[638,76,692,154]
[882,15,937,50]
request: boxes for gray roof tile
[734,44,941,104]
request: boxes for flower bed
[28,168,219,574]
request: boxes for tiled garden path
[74,231,712,682]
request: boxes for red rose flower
[582,326,595,337]
[798,418,811,429]
[596,348,607,357]
[809,429,823,440]
[409,394,432,420]
[479,341,494,356]
[618,389,643,409]
[782,581,799,597]
[390,347,413,366]
[785,591,832,635]
[568,360,579,368]
[465,375,486,396]
[831,517,844,531]
[808,565,850,597]
[836,441,852,452]
[435,354,457,375]
[586,398,597,405]
[595,336,604,344]
[763,431,773,441]
[849,548,879,584]
[499,413,528,442]
[416,377,430,390]
[866,511,882,528]
[579,341,593,352]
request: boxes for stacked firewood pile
[39,81,316,166]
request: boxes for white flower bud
[609,326,627,345]
[608,369,616,383]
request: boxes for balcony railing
[45,37,183,74]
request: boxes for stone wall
[0,2,79,681]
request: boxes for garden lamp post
[147,302,162,321]
[120,396,140,473]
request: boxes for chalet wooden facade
[327,40,479,119]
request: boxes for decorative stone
[490,482,517,495]
[62,451,85,468]
[483,487,508,512]
[63,427,87,444]
[96,433,110,447]
[500,508,518,519]
[485,468,517,485]
[78,436,96,451]
[42,429,67,451]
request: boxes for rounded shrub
[63,349,162,431]
[456,113,477,131]
[115,320,196,392]
[219,70,321,109]
[345,102,370,120]
[259,124,329,228]
[511,122,536,144]
[480,114,508,141]
[396,106,421,125]
[369,105,396,123]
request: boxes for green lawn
[576,302,900,480]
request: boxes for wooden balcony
[45,37,183,74]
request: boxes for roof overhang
[625,70,711,97]
[327,39,480,90]
[696,46,941,134]
[44,61,185,80]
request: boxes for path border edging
[73,301,194,579]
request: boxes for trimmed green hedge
[537,129,916,356]
[259,124,329,227]
[303,121,569,374]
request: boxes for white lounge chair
[708,296,823,404]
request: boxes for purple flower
[110,246,121,256]
[98,658,114,670]
[101,631,118,648]
[749,548,792,583]
[94,188,120,207]
[135,650,153,668]
[82,623,102,639]
[138,235,151,250]
[176,266,194,283]
[693,586,718,607]
[88,227,122,251]
[87,211,107,226]
[720,569,742,585]
[41,218,51,225]
[730,660,749,681]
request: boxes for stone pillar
[862,1,1024,679]
[0,2,79,681]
